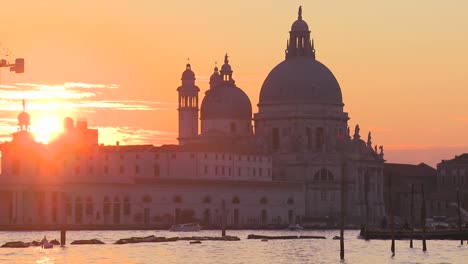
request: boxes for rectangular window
[120,166,124,174]
[272,127,279,150]
[321,191,327,201]
[66,203,72,216]
[123,203,131,215]
[316,127,324,151]
[204,165,208,174]
[154,164,160,177]
[103,203,110,215]
[88,166,93,174]
[12,159,20,175]
[135,165,139,174]
[306,127,312,150]
[104,166,109,174]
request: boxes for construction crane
[0,42,25,83]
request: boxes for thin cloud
[0,82,176,144]
[455,116,468,122]
[95,126,177,146]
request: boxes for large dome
[259,57,343,105]
[201,86,252,120]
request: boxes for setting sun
[31,114,63,143]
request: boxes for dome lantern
[286,6,315,60]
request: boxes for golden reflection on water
[0,230,466,264]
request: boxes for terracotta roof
[97,143,266,155]
[384,163,436,178]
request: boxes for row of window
[64,195,295,206]
[70,153,270,162]
[440,168,467,177]
[74,164,161,176]
[204,165,271,178]
[439,175,467,185]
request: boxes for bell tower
[177,62,200,144]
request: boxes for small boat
[287,224,304,231]
[41,236,53,249]
[169,223,202,232]
[359,228,468,240]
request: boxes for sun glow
[32,114,63,143]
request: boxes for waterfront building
[0,7,386,228]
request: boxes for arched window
[154,164,160,177]
[75,197,83,223]
[142,195,152,203]
[260,197,268,205]
[173,195,182,203]
[65,195,72,216]
[316,127,324,150]
[86,196,93,215]
[230,122,237,133]
[203,196,211,204]
[232,196,240,204]
[103,196,110,215]
[313,169,334,182]
[123,196,131,215]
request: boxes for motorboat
[287,224,304,231]
[41,236,53,249]
[169,223,202,232]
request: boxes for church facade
[0,7,384,229]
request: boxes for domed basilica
[0,7,385,228]
[177,7,386,224]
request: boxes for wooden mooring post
[221,199,226,237]
[389,172,395,255]
[410,184,414,248]
[457,189,463,245]
[60,227,66,246]
[339,163,345,261]
[421,184,427,252]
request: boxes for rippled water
[0,230,466,263]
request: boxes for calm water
[0,230,466,264]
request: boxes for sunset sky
[1,1,467,167]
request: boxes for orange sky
[1,1,467,167]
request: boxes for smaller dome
[201,86,252,120]
[18,111,30,126]
[291,19,309,32]
[221,63,231,73]
[209,67,222,87]
[181,63,195,80]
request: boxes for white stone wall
[0,181,304,227]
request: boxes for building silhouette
[0,7,386,228]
